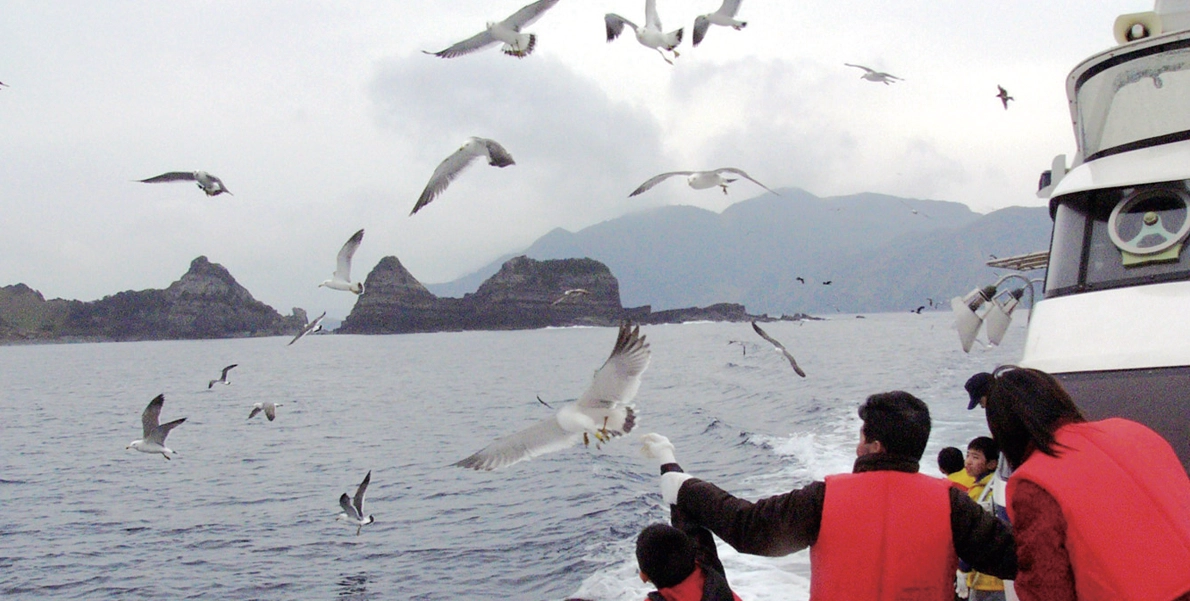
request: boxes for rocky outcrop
[0,257,306,343]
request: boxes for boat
[955,0,1190,471]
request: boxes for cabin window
[1046,181,1190,298]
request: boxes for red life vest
[1008,418,1190,601]
[810,471,957,601]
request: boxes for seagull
[727,340,748,356]
[913,306,925,314]
[288,311,326,346]
[126,394,187,460]
[898,198,931,218]
[248,402,282,421]
[424,0,561,59]
[844,63,902,85]
[137,171,232,196]
[536,395,554,409]
[319,229,365,295]
[454,322,651,470]
[411,137,516,215]
[996,85,1014,110]
[0,81,8,89]
[796,277,805,284]
[822,280,832,285]
[629,168,778,197]
[208,364,238,389]
[336,471,375,536]
[551,288,592,305]
[605,0,684,65]
[693,0,747,47]
[751,321,807,377]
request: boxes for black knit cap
[636,523,696,590]
[965,372,994,410]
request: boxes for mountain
[426,188,1051,314]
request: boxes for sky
[0,1,1154,319]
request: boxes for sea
[0,311,1026,600]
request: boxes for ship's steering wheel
[1108,188,1190,255]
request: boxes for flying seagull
[137,171,232,196]
[454,322,651,470]
[248,402,282,421]
[424,0,561,59]
[208,364,238,389]
[996,85,1014,110]
[551,288,592,305]
[796,277,806,284]
[727,340,748,356]
[411,137,516,215]
[751,321,807,377]
[605,0,684,65]
[288,311,326,346]
[319,229,365,295]
[0,81,8,89]
[336,471,375,536]
[693,0,747,47]
[126,394,187,460]
[844,63,902,85]
[629,168,778,197]
[536,395,554,409]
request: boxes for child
[959,436,1005,601]
[636,523,742,601]
[938,446,974,491]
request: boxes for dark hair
[937,446,965,474]
[985,366,1086,469]
[636,523,696,589]
[858,391,931,460]
[966,436,999,463]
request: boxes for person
[641,391,1017,601]
[939,446,974,490]
[636,523,742,601]
[984,366,1190,601]
[959,436,1005,601]
[965,372,1013,523]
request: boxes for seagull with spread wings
[126,394,187,460]
[996,85,1014,110]
[248,402,282,422]
[137,171,232,196]
[605,0,684,65]
[208,364,238,389]
[630,168,778,197]
[424,0,560,59]
[336,471,375,536]
[693,0,747,47]
[844,63,902,85]
[288,311,326,346]
[319,229,365,294]
[454,322,651,471]
[751,321,807,377]
[411,137,516,215]
[551,288,591,305]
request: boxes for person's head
[984,366,1086,469]
[964,436,999,478]
[937,446,965,476]
[965,372,994,410]
[857,391,931,460]
[636,523,696,589]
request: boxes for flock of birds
[107,0,1005,538]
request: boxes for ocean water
[0,312,1026,600]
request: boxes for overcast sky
[0,1,1152,319]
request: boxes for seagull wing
[141,394,166,438]
[716,168,779,195]
[577,323,651,411]
[138,172,197,184]
[844,63,875,74]
[693,16,711,46]
[503,0,561,30]
[629,172,693,197]
[717,0,743,18]
[479,138,516,167]
[339,493,361,521]
[605,14,636,41]
[411,142,489,215]
[220,364,238,380]
[645,0,663,31]
[334,229,364,282]
[751,321,806,377]
[353,471,370,516]
[249,405,263,420]
[454,414,583,470]
[148,418,186,445]
[425,30,499,58]
[264,403,276,421]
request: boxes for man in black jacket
[640,391,1016,599]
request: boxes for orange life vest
[811,471,957,601]
[1008,418,1190,601]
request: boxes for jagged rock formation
[0,257,305,342]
